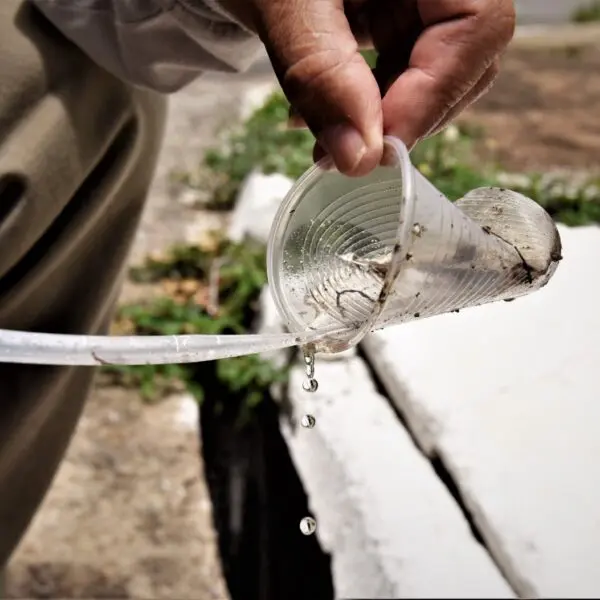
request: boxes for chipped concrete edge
[229,159,518,597]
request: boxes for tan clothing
[32,0,263,92]
[0,0,167,565]
[0,0,261,565]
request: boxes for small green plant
[173,92,315,210]
[176,90,494,207]
[105,234,288,424]
[572,1,600,22]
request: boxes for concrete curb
[229,168,517,598]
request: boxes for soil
[4,34,600,600]
[459,42,600,173]
[6,388,228,600]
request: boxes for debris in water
[412,222,424,237]
[301,414,316,428]
[300,516,317,536]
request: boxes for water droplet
[303,349,315,379]
[301,414,316,428]
[302,378,319,393]
[300,516,317,535]
[302,349,318,393]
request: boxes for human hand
[222,0,515,176]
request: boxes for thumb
[254,0,383,175]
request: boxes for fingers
[253,0,383,175]
[425,58,500,138]
[292,53,500,152]
[381,0,515,148]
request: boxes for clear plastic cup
[267,136,561,355]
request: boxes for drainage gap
[357,346,485,546]
[358,345,527,597]
[200,388,334,600]
[429,452,485,545]
[357,346,422,450]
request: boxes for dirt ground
[459,42,600,172]
[6,388,228,600]
[4,35,600,600]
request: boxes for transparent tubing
[0,328,330,366]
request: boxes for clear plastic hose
[0,328,329,366]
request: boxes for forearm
[31,0,263,93]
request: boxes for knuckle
[283,50,340,95]
[282,49,355,103]
[456,0,515,52]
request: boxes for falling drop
[303,350,315,378]
[299,516,317,536]
[301,414,316,428]
[302,347,319,393]
[302,378,319,393]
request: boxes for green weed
[105,234,288,423]
[173,93,315,210]
[572,1,600,22]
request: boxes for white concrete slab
[227,171,293,244]
[363,225,600,598]
[284,358,516,599]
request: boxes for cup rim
[266,135,416,349]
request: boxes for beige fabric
[32,0,263,92]
[0,0,167,564]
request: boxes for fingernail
[318,124,367,175]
